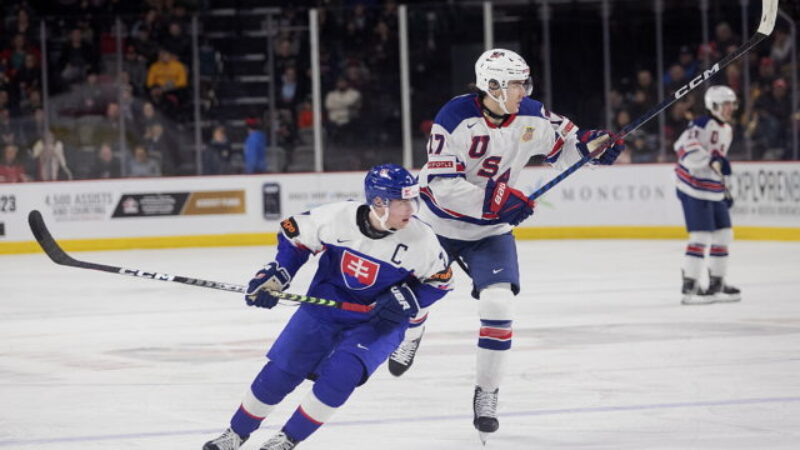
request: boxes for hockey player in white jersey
[673,85,741,305]
[203,164,452,450]
[387,48,624,442]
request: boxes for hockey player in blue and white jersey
[387,48,624,442]
[203,164,452,450]
[673,85,741,306]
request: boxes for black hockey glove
[245,262,291,308]
[371,282,420,334]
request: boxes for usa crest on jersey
[341,250,380,290]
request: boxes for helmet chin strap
[369,204,396,233]
[485,89,511,116]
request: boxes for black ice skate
[473,386,499,445]
[203,428,248,450]
[388,327,425,376]
[708,275,742,303]
[259,431,298,450]
[681,274,714,305]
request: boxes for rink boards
[1,162,798,254]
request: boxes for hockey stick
[27,210,373,314]
[528,0,779,202]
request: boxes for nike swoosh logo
[492,268,504,274]
[356,343,369,350]
[467,121,479,129]
[337,239,350,243]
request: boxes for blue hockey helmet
[364,164,419,207]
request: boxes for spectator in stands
[131,9,164,46]
[56,28,97,87]
[94,102,130,152]
[131,27,159,64]
[751,78,792,160]
[325,77,361,147]
[274,38,302,80]
[78,72,106,116]
[12,53,41,98]
[138,101,163,134]
[146,49,187,92]
[712,22,739,59]
[0,108,18,145]
[769,25,793,67]
[0,91,9,115]
[676,46,698,82]
[277,66,303,112]
[297,99,313,130]
[88,142,121,179]
[0,143,29,183]
[143,123,177,175]
[9,8,35,43]
[244,117,267,174]
[162,21,191,64]
[123,45,148,95]
[31,130,72,181]
[127,144,161,177]
[757,57,778,94]
[203,125,235,175]
[664,64,687,95]
[635,69,657,106]
[1,34,39,79]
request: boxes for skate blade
[479,431,490,445]
[681,297,715,305]
[714,294,742,303]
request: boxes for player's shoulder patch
[280,217,300,238]
[434,94,482,134]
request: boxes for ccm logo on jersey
[341,250,380,290]
[280,217,300,238]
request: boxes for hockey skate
[681,276,714,305]
[473,386,499,444]
[388,327,425,376]
[203,428,248,450]
[259,431,298,450]
[707,276,742,303]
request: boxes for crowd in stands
[611,20,797,163]
[1,0,798,184]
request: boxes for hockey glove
[577,129,625,165]
[371,282,420,334]
[483,178,535,226]
[245,262,291,308]
[723,187,734,208]
[710,152,732,176]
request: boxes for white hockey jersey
[417,94,587,240]
[673,115,732,201]
[275,201,452,319]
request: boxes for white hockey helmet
[704,85,738,120]
[475,48,533,114]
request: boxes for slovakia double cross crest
[341,250,380,290]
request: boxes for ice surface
[1,240,799,449]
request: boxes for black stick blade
[28,209,79,267]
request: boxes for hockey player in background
[673,85,742,306]
[203,164,452,450]
[387,48,624,442]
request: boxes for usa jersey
[274,201,452,321]
[673,116,732,202]
[417,94,586,240]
